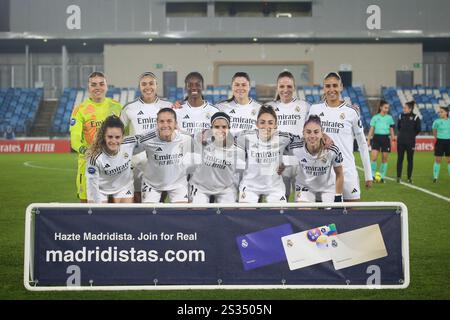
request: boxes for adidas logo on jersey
[280,196,286,201]
[137,111,144,115]
[104,164,111,168]
[155,147,163,152]
[301,158,307,163]
[319,112,325,117]
[126,190,132,195]
[183,114,190,119]
[352,188,358,193]
[230,109,236,114]
[275,107,279,111]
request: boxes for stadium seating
[382,86,450,132]
[0,88,43,135]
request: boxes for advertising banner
[0,140,71,153]
[25,205,408,289]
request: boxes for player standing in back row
[70,72,122,203]
[267,71,311,199]
[176,72,219,135]
[215,72,261,136]
[120,72,173,202]
[308,72,372,201]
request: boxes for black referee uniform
[396,112,421,182]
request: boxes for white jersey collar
[325,100,346,109]
[139,96,159,105]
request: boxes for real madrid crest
[206,112,211,119]
[251,109,257,116]
[124,152,129,159]
[340,113,345,120]
[286,239,294,248]
[295,106,300,113]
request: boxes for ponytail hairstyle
[378,99,389,114]
[303,114,325,153]
[227,72,251,102]
[184,71,204,101]
[86,115,124,158]
[257,104,278,126]
[405,100,415,111]
[275,71,296,101]
[88,71,106,81]
[157,107,178,122]
[304,114,323,130]
[138,71,157,86]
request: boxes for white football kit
[267,98,311,136]
[215,99,261,136]
[86,136,138,203]
[289,139,343,202]
[235,130,293,203]
[189,131,246,203]
[120,97,173,193]
[267,98,311,198]
[176,101,219,135]
[308,101,372,200]
[137,129,194,203]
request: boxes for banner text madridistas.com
[46,246,206,263]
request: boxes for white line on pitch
[23,161,76,172]
[356,166,450,202]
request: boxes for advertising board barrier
[24,203,409,291]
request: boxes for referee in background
[396,101,421,183]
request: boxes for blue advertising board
[25,205,408,289]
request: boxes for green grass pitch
[0,151,449,300]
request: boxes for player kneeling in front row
[290,115,344,203]
[86,116,138,203]
[189,112,246,203]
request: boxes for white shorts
[141,181,189,203]
[295,187,335,203]
[96,185,134,203]
[189,184,238,203]
[132,152,147,192]
[343,166,361,200]
[238,186,287,203]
